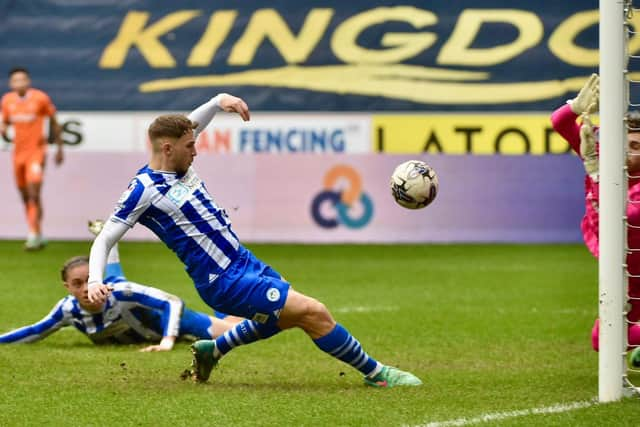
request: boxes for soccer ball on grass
[390,160,439,209]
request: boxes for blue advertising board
[0,0,611,111]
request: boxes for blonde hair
[148,114,198,141]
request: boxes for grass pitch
[0,241,638,426]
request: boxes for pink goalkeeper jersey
[551,104,640,271]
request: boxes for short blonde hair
[148,114,198,141]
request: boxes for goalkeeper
[0,221,242,350]
[550,74,640,356]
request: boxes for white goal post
[598,0,629,402]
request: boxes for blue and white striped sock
[313,323,382,377]
[213,320,281,358]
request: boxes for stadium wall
[0,149,584,243]
[0,1,600,242]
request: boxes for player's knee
[290,296,328,324]
[280,291,335,334]
[302,298,335,332]
[306,298,329,321]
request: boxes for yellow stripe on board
[372,114,588,155]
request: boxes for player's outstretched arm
[551,74,599,154]
[88,219,129,303]
[139,336,176,352]
[580,114,599,182]
[550,105,581,153]
[1,96,9,141]
[218,93,250,121]
[188,94,223,137]
[0,300,69,343]
[0,121,8,141]
[570,73,599,115]
[188,93,250,137]
[50,115,64,165]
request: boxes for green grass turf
[0,241,638,426]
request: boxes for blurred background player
[0,220,241,350]
[550,73,640,358]
[0,67,64,250]
[87,93,422,388]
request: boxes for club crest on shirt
[166,169,202,206]
[167,182,189,205]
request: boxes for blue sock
[313,323,382,377]
[104,262,126,284]
[214,320,281,358]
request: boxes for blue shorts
[196,246,290,325]
[134,307,213,340]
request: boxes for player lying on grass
[550,74,640,364]
[0,221,241,351]
[87,93,422,387]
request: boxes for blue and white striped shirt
[0,281,183,344]
[111,165,240,286]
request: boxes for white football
[390,160,439,209]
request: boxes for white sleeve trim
[165,295,183,338]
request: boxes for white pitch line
[409,400,597,427]
[333,305,399,314]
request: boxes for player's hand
[87,282,113,304]
[139,336,175,352]
[218,93,250,121]
[580,113,599,182]
[0,122,8,142]
[54,146,64,165]
[139,344,172,352]
[571,73,599,115]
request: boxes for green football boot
[364,365,423,388]
[190,340,218,383]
